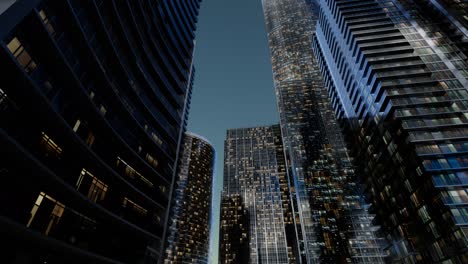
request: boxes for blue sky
[187,0,278,262]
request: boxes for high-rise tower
[220,125,298,264]
[164,132,214,264]
[0,0,201,263]
[312,0,468,263]
[261,0,386,263]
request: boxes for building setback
[261,0,386,263]
[220,125,298,264]
[0,0,201,263]
[164,132,214,264]
[312,0,468,263]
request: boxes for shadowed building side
[0,0,201,263]
[219,194,250,264]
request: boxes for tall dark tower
[220,125,298,263]
[0,0,201,263]
[261,0,386,263]
[312,0,468,263]
[164,132,214,264]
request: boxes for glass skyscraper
[312,0,468,263]
[164,132,214,264]
[262,0,386,263]
[0,0,201,263]
[220,125,298,263]
[219,194,250,264]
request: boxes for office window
[442,189,468,204]
[123,197,148,216]
[451,208,468,224]
[433,173,462,186]
[38,9,56,36]
[98,105,107,116]
[6,37,37,73]
[40,132,62,157]
[418,206,431,223]
[151,132,163,146]
[116,157,154,188]
[427,221,439,238]
[410,193,420,207]
[26,192,65,236]
[72,119,81,132]
[146,153,158,168]
[429,241,444,261]
[76,168,108,203]
[416,144,441,155]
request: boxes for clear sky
[186,0,278,263]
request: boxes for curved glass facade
[164,132,214,264]
[0,0,201,263]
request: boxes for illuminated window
[7,37,37,73]
[38,9,56,36]
[0,88,6,106]
[26,192,65,236]
[442,189,468,204]
[40,132,62,157]
[72,119,81,132]
[123,197,148,216]
[146,153,158,168]
[160,185,167,194]
[410,193,420,207]
[116,157,153,187]
[76,168,108,202]
[418,206,431,223]
[151,132,163,146]
[99,105,107,116]
[451,208,468,224]
[73,119,95,147]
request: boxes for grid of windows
[164,133,214,264]
[312,0,468,262]
[261,0,386,262]
[220,125,297,264]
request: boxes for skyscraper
[312,0,468,262]
[220,125,298,263]
[164,132,214,264]
[0,0,201,263]
[219,194,250,264]
[262,0,385,263]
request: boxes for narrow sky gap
[187,0,278,262]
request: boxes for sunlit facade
[164,132,214,264]
[220,125,298,264]
[312,0,468,263]
[0,0,201,263]
[262,0,386,263]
